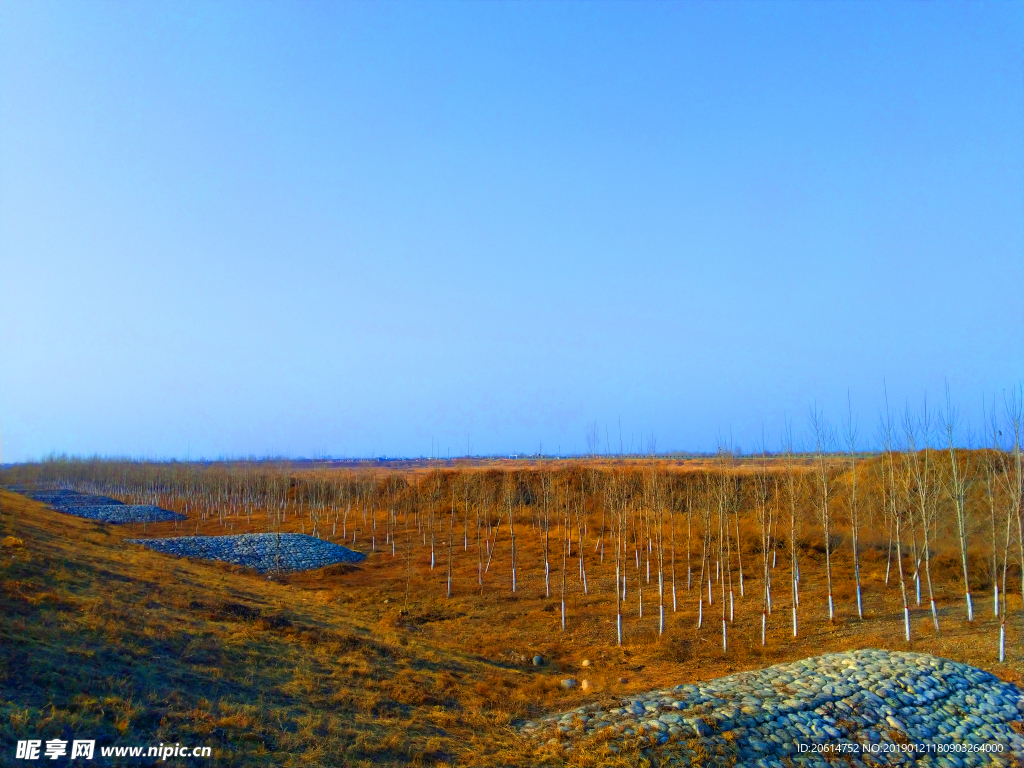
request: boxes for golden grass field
[2,464,1022,767]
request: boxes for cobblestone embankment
[517,649,1024,767]
[128,533,366,573]
[17,489,185,523]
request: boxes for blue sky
[1,1,1021,461]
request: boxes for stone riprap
[18,489,185,524]
[62,504,186,523]
[22,489,124,506]
[128,533,366,573]
[517,649,1024,767]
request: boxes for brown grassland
[2,456,1023,766]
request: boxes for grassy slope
[0,491,542,767]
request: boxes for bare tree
[542,473,552,598]
[697,474,713,630]
[988,424,1015,661]
[505,473,518,593]
[612,474,623,645]
[429,474,437,570]
[654,473,666,635]
[983,404,1002,617]
[474,475,486,591]
[843,396,864,620]
[447,475,456,597]
[685,482,693,591]
[670,478,678,611]
[943,386,974,622]
[463,474,470,551]
[755,442,773,645]
[715,450,731,651]
[1001,388,1023,660]
[733,483,745,599]
[881,410,912,642]
[782,427,801,638]
[575,481,589,595]
[903,403,939,633]
[810,406,838,621]
[560,478,569,630]
[370,472,377,551]
[404,492,414,611]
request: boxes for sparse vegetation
[3,396,1024,764]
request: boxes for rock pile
[128,533,366,573]
[18,489,185,524]
[517,649,1024,766]
[23,489,123,506]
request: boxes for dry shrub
[657,634,694,663]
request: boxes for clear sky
[1,1,1021,462]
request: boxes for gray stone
[22,489,185,523]
[514,649,1024,763]
[129,533,366,573]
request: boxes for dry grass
[2,477,1022,766]
[0,491,536,766]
